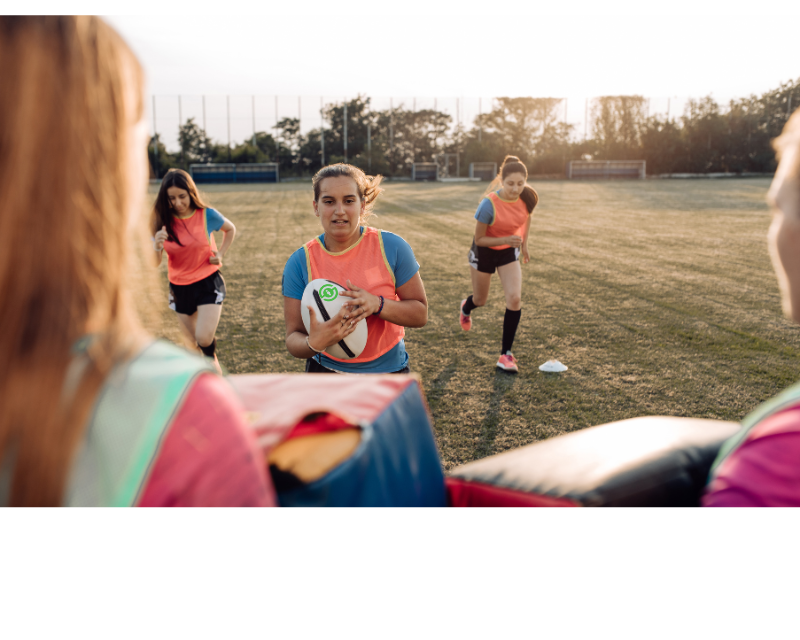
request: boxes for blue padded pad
[278,383,447,507]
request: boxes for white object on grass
[539,359,568,373]
[301,279,368,359]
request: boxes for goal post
[190,162,279,184]
[235,162,279,183]
[190,164,236,184]
[567,160,646,179]
[412,162,439,181]
[469,162,497,181]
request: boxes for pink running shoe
[496,352,518,373]
[459,299,472,331]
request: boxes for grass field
[147,177,800,471]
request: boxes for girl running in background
[459,155,538,373]
[0,16,273,506]
[153,169,236,373]
[282,163,428,373]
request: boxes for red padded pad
[446,477,579,507]
[227,374,420,453]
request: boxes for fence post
[152,95,158,178]
[320,96,325,167]
[478,97,482,143]
[178,95,184,168]
[343,101,348,164]
[584,98,588,140]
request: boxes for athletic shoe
[496,352,518,373]
[459,299,472,331]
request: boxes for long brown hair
[152,168,211,246]
[312,163,384,222]
[483,155,539,213]
[0,17,147,506]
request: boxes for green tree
[589,96,648,160]
[147,134,179,179]
[178,117,215,167]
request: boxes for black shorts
[468,240,520,274]
[305,358,410,374]
[169,271,226,315]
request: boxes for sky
[27,0,798,148]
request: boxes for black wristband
[373,295,385,316]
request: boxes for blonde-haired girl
[282,163,428,373]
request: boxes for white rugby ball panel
[300,279,368,359]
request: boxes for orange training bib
[304,227,404,364]
[483,192,529,250]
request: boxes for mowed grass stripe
[146,177,799,470]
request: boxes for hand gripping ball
[301,279,369,359]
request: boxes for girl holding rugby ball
[153,169,236,373]
[459,155,538,373]
[282,163,428,373]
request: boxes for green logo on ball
[319,284,339,302]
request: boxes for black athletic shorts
[169,270,226,315]
[305,358,410,374]
[468,240,520,274]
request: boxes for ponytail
[312,163,384,222]
[482,155,538,213]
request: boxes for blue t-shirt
[206,207,225,233]
[282,228,420,373]
[474,191,519,225]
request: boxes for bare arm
[210,217,236,266]
[283,296,358,359]
[474,220,522,248]
[339,272,428,329]
[153,225,168,267]
[521,215,532,264]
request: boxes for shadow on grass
[424,357,460,418]
[475,369,519,459]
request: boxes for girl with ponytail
[459,155,538,373]
[282,163,428,373]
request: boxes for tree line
[149,78,798,179]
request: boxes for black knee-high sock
[198,339,216,358]
[501,309,521,354]
[462,295,477,315]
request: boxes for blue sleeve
[282,247,308,299]
[206,207,225,233]
[381,231,419,288]
[474,198,494,224]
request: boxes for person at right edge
[459,155,538,373]
[703,107,800,507]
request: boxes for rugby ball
[301,279,368,359]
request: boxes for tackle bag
[447,417,741,507]
[228,373,447,507]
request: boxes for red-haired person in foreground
[0,17,274,506]
[459,155,538,373]
[152,169,236,374]
[703,108,800,507]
